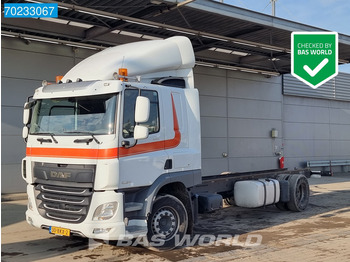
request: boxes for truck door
[118,87,168,188]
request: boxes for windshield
[30,94,117,135]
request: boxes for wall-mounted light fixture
[271,128,278,138]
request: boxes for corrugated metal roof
[2,0,350,74]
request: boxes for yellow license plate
[49,226,70,237]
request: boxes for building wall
[195,66,283,176]
[1,37,97,193]
[283,74,350,170]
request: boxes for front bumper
[26,185,146,240]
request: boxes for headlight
[93,202,118,221]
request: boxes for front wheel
[145,194,188,251]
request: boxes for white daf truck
[22,36,310,251]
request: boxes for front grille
[35,184,93,223]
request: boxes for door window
[123,89,159,138]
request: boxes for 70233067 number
[4,3,58,18]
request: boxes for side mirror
[22,126,29,139]
[134,125,149,140]
[23,101,35,125]
[23,109,30,125]
[135,96,150,123]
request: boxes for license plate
[49,226,70,237]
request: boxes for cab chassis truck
[22,36,310,251]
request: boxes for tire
[276,174,290,181]
[145,194,188,251]
[275,174,291,211]
[287,174,310,212]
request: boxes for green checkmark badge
[291,32,338,89]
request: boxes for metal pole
[271,0,276,16]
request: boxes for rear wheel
[145,194,188,251]
[287,175,310,212]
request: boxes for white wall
[1,37,97,193]
[283,73,350,170]
[283,96,350,170]
[195,66,283,175]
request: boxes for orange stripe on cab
[26,147,118,159]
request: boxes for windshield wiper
[34,132,58,144]
[64,131,102,145]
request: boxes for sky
[220,0,350,73]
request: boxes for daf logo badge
[50,171,71,179]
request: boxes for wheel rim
[151,207,179,240]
